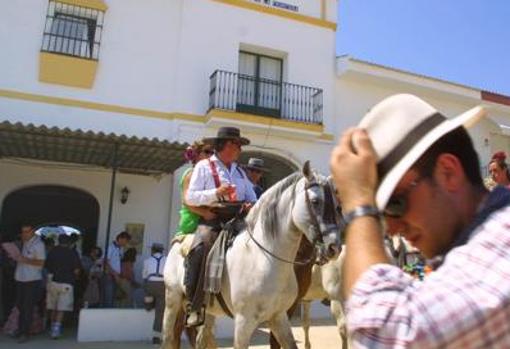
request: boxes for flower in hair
[492,151,507,162]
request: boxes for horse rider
[244,157,268,199]
[184,126,257,327]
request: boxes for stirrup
[185,304,206,327]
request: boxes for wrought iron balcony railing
[209,70,323,125]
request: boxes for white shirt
[106,242,122,274]
[187,154,257,206]
[142,253,166,281]
[15,235,45,282]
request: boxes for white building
[1,0,510,342]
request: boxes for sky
[336,1,510,96]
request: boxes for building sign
[272,1,299,12]
[253,0,299,13]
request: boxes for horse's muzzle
[317,230,341,262]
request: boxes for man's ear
[434,153,464,192]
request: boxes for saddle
[171,234,195,257]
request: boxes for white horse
[162,162,342,349]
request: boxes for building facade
[1,0,510,341]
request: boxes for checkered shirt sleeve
[346,207,510,348]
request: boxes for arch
[0,185,99,254]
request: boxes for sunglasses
[202,149,214,155]
[229,140,242,148]
[383,177,423,218]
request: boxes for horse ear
[302,161,312,180]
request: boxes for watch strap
[343,205,381,226]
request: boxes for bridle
[246,176,337,266]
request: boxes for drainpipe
[103,143,118,271]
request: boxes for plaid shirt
[346,204,510,348]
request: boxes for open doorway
[0,185,99,253]
[0,185,99,326]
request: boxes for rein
[245,179,326,266]
[246,225,316,266]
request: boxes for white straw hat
[359,94,487,210]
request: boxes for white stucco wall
[334,66,510,168]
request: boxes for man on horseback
[184,126,257,327]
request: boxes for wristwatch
[343,205,381,226]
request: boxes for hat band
[377,112,446,179]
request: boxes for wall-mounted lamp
[120,186,130,204]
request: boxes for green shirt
[175,167,200,236]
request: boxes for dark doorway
[0,185,99,254]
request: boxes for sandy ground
[0,318,344,348]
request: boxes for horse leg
[204,315,218,349]
[269,312,298,349]
[302,301,312,349]
[233,314,258,349]
[270,300,300,349]
[161,290,184,349]
[331,300,349,349]
[195,315,217,349]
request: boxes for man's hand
[216,184,231,199]
[241,202,254,213]
[329,128,378,212]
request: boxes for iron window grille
[41,1,104,60]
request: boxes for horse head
[292,161,343,263]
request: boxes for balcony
[208,70,323,125]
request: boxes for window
[237,51,283,117]
[41,1,104,60]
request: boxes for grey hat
[245,158,267,172]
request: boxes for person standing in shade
[103,231,131,308]
[13,224,46,343]
[44,234,81,339]
[142,242,166,345]
[117,247,138,307]
[244,157,267,199]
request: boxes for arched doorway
[239,151,299,190]
[0,185,99,254]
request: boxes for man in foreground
[330,94,510,347]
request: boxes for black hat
[245,157,267,172]
[151,242,164,251]
[203,127,250,146]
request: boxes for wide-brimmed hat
[245,157,267,172]
[203,127,250,146]
[359,94,487,210]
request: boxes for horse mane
[246,172,303,238]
